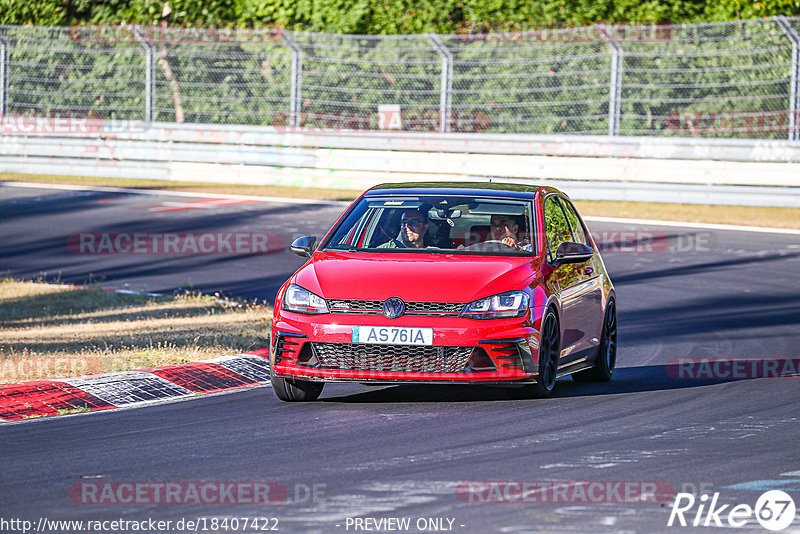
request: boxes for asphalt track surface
[1,183,800,533]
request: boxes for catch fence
[1,18,799,140]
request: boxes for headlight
[283,284,329,314]
[460,291,529,320]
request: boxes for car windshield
[323,194,536,255]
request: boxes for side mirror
[553,241,593,267]
[290,236,317,258]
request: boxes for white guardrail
[2,122,800,207]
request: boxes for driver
[379,209,431,249]
[489,214,531,251]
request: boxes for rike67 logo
[668,490,796,531]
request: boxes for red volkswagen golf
[270,182,616,401]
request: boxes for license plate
[352,326,433,345]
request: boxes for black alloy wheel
[506,309,560,399]
[573,299,617,382]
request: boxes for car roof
[365,181,543,199]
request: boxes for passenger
[379,209,431,249]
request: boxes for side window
[560,199,590,247]
[366,208,397,247]
[544,196,572,262]
[517,203,535,251]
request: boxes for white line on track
[3,180,799,235]
[582,215,800,236]
[0,181,349,206]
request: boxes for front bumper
[271,310,542,384]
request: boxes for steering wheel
[377,224,407,248]
[462,240,516,251]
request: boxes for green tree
[0,0,66,25]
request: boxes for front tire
[271,372,324,402]
[506,309,560,399]
[573,299,617,383]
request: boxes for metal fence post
[280,31,302,129]
[602,24,623,136]
[428,34,453,133]
[133,25,155,123]
[776,16,800,141]
[0,31,9,117]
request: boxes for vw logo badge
[382,297,405,319]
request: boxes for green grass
[0,276,272,384]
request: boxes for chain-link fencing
[1,18,799,139]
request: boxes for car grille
[310,343,474,373]
[326,299,464,316]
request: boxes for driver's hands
[501,237,517,248]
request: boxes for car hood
[293,251,538,303]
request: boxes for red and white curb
[0,349,271,422]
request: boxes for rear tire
[573,299,617,383]
[271,372,324,402]
[506,309,560,399]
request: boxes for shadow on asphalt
[319,364,751,403]
[0,190,342,301]
[610,251,800,286]
[619,291,800,344]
